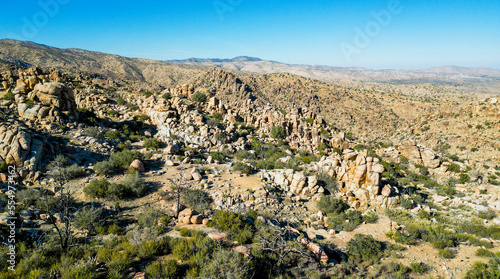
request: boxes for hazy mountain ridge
[169,56,500,93]
[1,39,499,94]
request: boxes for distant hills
[1,39,499,93]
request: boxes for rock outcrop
[0,120,45,181]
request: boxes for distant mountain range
[1,39,499,93]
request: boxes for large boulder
[0,120,45,180]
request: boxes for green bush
[211,112,223,120]
[121,174,149,197]
[145,259,180,279]
[317,196,348,214]
[214,132,226,142]
[199,249,252,279]
[73,207,105,234]
[108,182,132,200]
[409,262,429,274]
[95,150,144,176]
[134,114,150,122]
[161,93,172,99]
[94,160,116,176]
[465,262,500,279]
[182,189,212,212]
[209,210,253,243]
[143,138,162,149]
[138,209,165,229]
[475,248,496,258]
[448,163,461,173]
[316,173,338,194]
[363,212,379,224]
[233,162,251,174]
[84,179,110,198]
[105,130,121,140]
[328,210,364,231]
[107,110,119,117]
[0,160,7,173]
[46,155,86,181]
[192,92,207,103]
[459,173,471,183]
[438,248,455,259]
[2,92,15,101]
[270,126,285,139]
[347,234,383,265]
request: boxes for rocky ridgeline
[140,91,344,154]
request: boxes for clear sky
[1,0,499,69]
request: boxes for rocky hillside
[0,46,499,278]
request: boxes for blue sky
[1,0,499,69]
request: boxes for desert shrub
[478,211,496,220]
[94,160,116,176]
[46,155,86,181]
[316,173,338,194]
[209,152,224,162]
[2,92,15,101]
[448,163,461,173]
[317,196,348,214]
[105,130,121,140]
[328,210,364,231]
[121,174,148,197]
[107,110,119,117]
[138,209,165,230]
[254,159,274,170]
[214,132,226,143]
[408,262,429,274]
[211,112,223,120]
[0,160,7,173]
[192,92,207,103]
[182,189,212,212]
[347,234,384,265]
[95,150,144,176]
[386,230,418,245]
[145,259,180,279]
[400,198,414,209]
[270,126,285,139]
[161,93,172,99]
[83,179,110,198]
[459,173,471,183]
[363,212,379,224]
[233,162,251,174]
[475,248,496,258]
[206,117,222,128]
[209,210,253,243]
[438,248,455,259]
[82,127,105,140]
[136,240,162,259]
[116,97,127,105]
[108,182,132,200]
[143,138,162,149]
[73,207,105,234]
[172,238,195,261]
[199,249,252,279]
[134,114,150,122]
[235,150,257,160]
[465,262,500,279]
